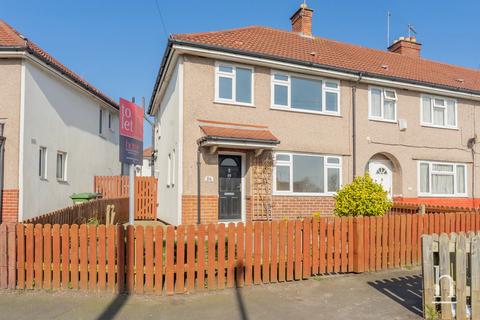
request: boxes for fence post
[422,235,434,316]
[353,217,365,273]
[419,204,426,215]
[7,224,16,289]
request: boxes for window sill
[420,124,459,131]
[368,117,397,124]
[272,192,337,197]
[270,106,341,117]
[57,179,69,184]
[39,177,48,182]
[417,194,468,198]
[214,100,255,108]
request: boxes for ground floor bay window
[418,161,466,196]
[273,152,341,195]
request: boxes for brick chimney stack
[290,3,314,37]
[388,37,422,58]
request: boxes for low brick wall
[1,189,18,223]
[271,195,335,219]
[184,194,335,223]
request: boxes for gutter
[148,39,174,114]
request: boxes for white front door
[369,161,393,198]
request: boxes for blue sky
[3,0,480,146]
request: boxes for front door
[218,155,242,220]
[369,161,393,198]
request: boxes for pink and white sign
[119,98,143,165]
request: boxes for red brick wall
[271,195,335,219]
[394,197,480,208]
[1,189,18,223]
[182,195,219,225]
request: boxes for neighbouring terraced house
[0,20,120,223]
[148,4,480,225]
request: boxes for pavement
[0,268,423,320]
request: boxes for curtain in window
[433,107,445,126]
[419,163,430,193]
[371,89,382,117]
[422,97,432,123]
[447,100,456,126]
[432,174,454,194]
[456,165,466,194]
[384,100,395,120]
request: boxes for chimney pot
[290,4,314,37]
[388,37,422,58]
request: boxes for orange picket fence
[1,211,480,294]
[94,176,158,220]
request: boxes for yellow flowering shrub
[334,173,392,217]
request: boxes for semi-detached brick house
[148,4,480,225]
[0,20,121,223]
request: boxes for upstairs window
[369,87,397,121]
[271,71,340,114]
[99,108,104,135]
[215,62,253,105]
[421,95,457,128]
[108,112,114,132]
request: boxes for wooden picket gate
[422,232,480,320]
[94,176,157,220]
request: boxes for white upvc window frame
[270,70,341,116]
[272,152,342,196]
[167,152,172,188]
[214,61,254,107]
[108,112,114,132]
[99,107,106,137]
[56,151,68,182]
[39,146,47,180]
[420,94,457,129]
[417,160,467,197]
[368,86,398,122]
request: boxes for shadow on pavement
[95,294,129,320]
[368,274,423,317]
[235,262,249,320]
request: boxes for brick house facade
[149,4,480,225]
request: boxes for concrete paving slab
[0,268,422,320]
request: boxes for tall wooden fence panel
[2,212,480,296]
[422,232,480,320]
[94,176,158,220]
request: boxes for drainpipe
[197,145,201,224]
[468,136,477,208]
[352,73,363,178]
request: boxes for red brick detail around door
[1,189,19,223]
[182,195,219,225]
[271,195,335,219]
